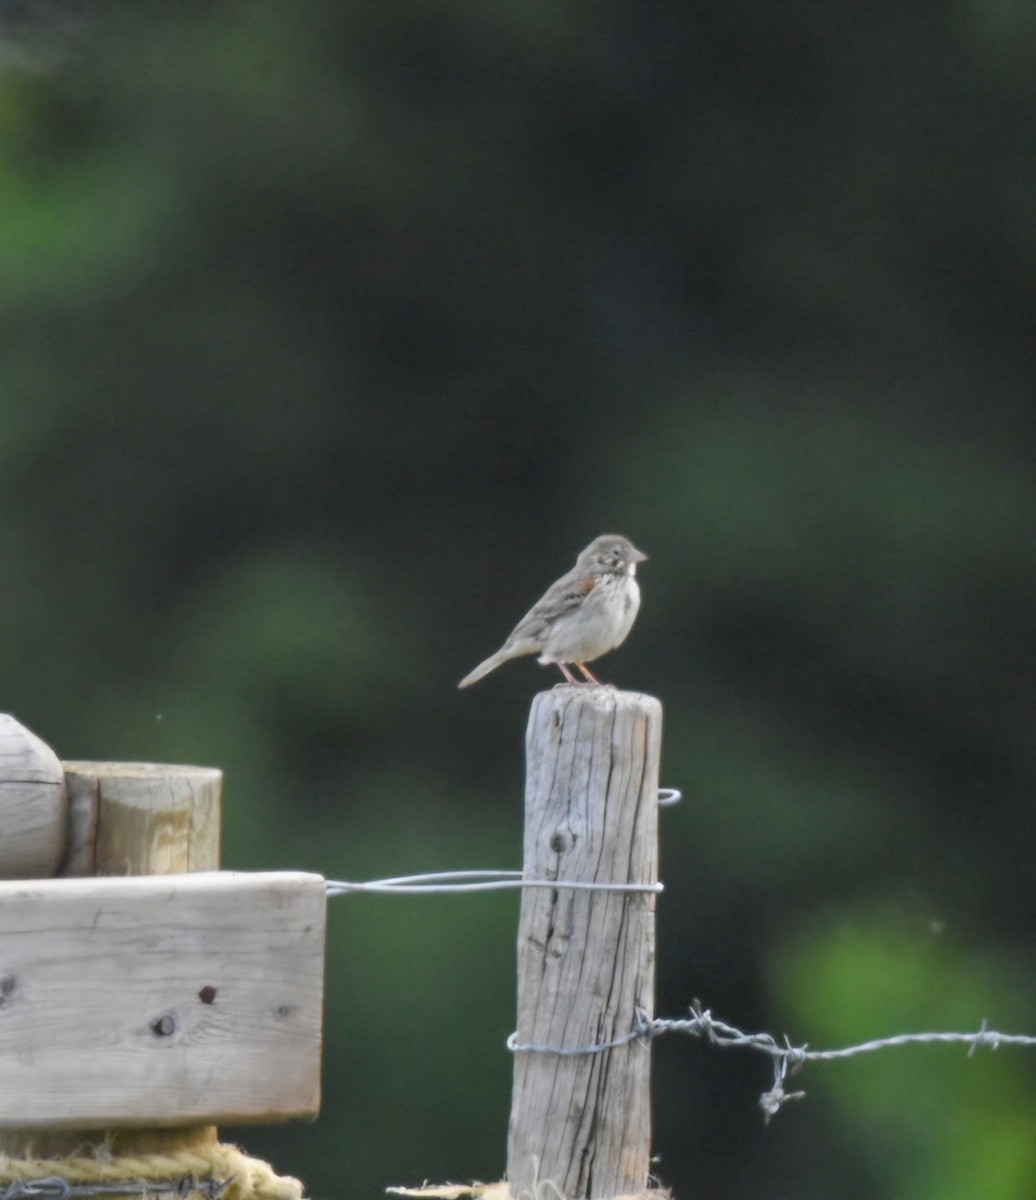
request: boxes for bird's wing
[504,569,596,646]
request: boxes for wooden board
[0,870,325,1128]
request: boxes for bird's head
[580,535,648,575]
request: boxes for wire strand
[505,1003,1036,1121]
[326,871,662,896]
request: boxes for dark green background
[2,4,1036,1197]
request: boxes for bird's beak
[631,547,648,563]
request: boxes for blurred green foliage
[775,908,1036,1199]
[1,2,1035,1197]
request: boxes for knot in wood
[150,1011,179,1038]
[548,828,573,855]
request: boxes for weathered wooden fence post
[507,687,662,1200]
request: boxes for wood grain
[1,758,232,1168]
[61,761,222,876]
[0,870,325,1128]
[0,714,67,879]
[507,687,661,1200]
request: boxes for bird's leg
[556,662,580,685]
[575,661,601,684]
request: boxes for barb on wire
[648,1003,1036,1122]
[326,870,662,896]
[505,1002,1036,1123]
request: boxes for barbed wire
[507,1016,651,1057]
[508,1003,1036,1122]
[319,782,1036,1126]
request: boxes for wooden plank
[507,687,661,1200]
[0,870,326,1129]
[0,714,67,879]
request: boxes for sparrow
[458,534,647,688]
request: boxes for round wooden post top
[0,714,68,879]
[0,716,224,880]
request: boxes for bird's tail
[458,647,519,688]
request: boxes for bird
[458,534,647,688]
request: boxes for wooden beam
[507,687,661,1200]
[0,870,326,1129]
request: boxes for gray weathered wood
[0,870,326,1128]
[0,714,67,879]
[507,687,662,1200]
[57,769,100,877]
[0,760,224,1165]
